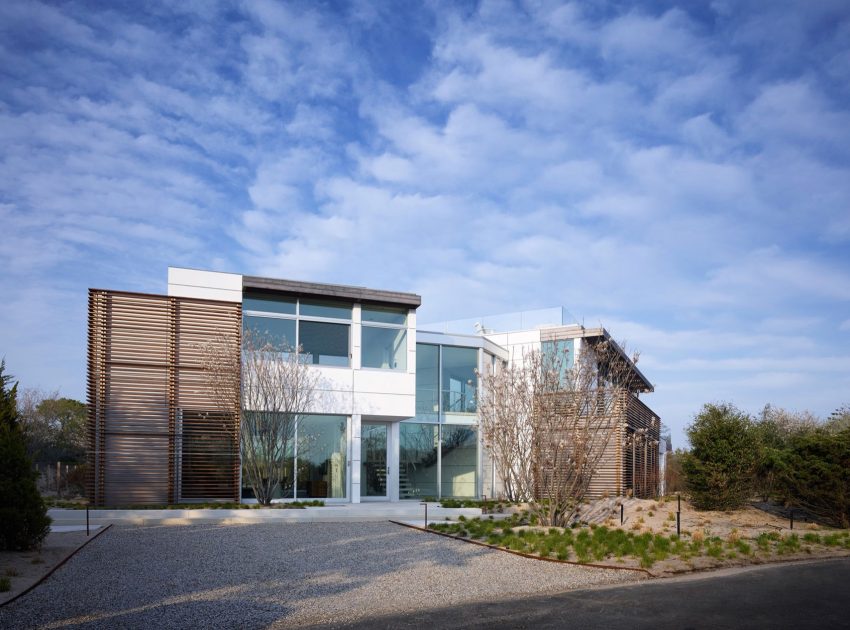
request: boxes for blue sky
[1,0,849,448]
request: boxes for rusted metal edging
[390,520,651,576]
[0,524,113,609]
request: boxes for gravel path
[0,522,643,628]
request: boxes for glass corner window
[361,327,407,370]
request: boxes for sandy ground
[0,529,98,605]
[605,496,801,538]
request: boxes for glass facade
[240,413,346,501]
[296,415,347,499]
[361,326,407,370]
[239,289,484,502]
[405,342,482,500]
[242,293,352,367]
[360,423,388,497]
[415,344,439,420]
[399,423,439,499]
[441,346,478,414]
[441,425,478,498]
[240,411,295,500]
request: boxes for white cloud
[1,0,849,452]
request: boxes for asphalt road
[325,557,850,629]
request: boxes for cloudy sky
[1,0,849,447]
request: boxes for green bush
[0,576,11,592]
[777,428,850,528]
[681,403,759,510]
[0,362,51,551]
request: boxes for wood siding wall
[621,394,661,499]
[528,391,661,501]
[87,289,241,506]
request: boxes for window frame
[360,305,409,371]
[242,295,352,368]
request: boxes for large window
[415,343,439,420]
[542,338,574,385]
[243,291,351,367]
[409,343,481,499]
[240,413,346,500]
[244,315,296,351]
[296,415,347,499]
[441,346,478,414]
[361,306,407,370]
[300,321,349,366]
[399,423,439,499]
[441,425,477,498]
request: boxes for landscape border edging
[1,524,113,608]
[390,520,652,576]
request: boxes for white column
[352,304,362,370]
[407,310,416,374]
[351,414,361,503]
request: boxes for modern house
[86,267,660,506]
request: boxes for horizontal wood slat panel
[88,289,241,506]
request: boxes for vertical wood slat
[86,289,241,506]
[167,297,177,504]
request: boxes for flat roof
[243,275,421,308]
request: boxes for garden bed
[426,511,850,577]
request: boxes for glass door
[361,423,389,500]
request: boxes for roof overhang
[243,275,421,308]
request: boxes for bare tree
[478,338,636,527]
[477,359,534,503]
[200,330,317,505]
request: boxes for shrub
[777,428,850,528]
[0,576,10,592]
[682,403,760,510]
[0,362,51,551]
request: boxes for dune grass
[428,514,850,569]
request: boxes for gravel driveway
[0,522,642,628]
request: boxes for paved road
[327,557,850,629]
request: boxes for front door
[361,423,389,500]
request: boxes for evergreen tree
[0,360,51,550]
[681,403,759,510]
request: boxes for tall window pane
[542,338,574,385]
[300,299,352,320]
[441,346,478,414]
[362,305,407,325]
[240,412,294,500]
[296,415,347,499]
[299,321,349,366]
[361,327,407,370]
[399,423,438,499]
[243,292,296,315]
[441,425,478,498]
[244,315,296,351]
[415,344,439,420]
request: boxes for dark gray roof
[242,275,421,308]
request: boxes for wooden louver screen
[87,289,241,506]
